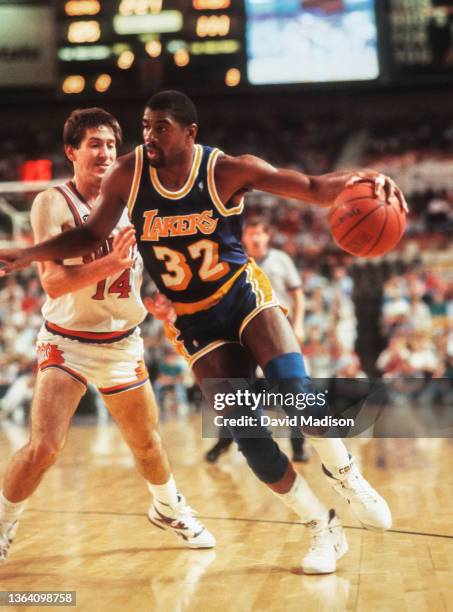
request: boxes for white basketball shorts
[36,326,149,395]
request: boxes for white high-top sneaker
[324,456,392,531]
[302,510,348,574]
[0,520,18,562]
[148,494,216,549]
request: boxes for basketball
[329,182,406,258]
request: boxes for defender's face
[243,226,270,258]
[142,108,194,168]
[66,125,117,181]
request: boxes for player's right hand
[143,293,176,324]
[110,226,136,269]
[0,249,33,276]
[346,171,408,213]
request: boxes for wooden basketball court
[0,415,452,611]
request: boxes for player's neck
[155,145,195,191]
[72,175,101,205]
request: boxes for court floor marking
[25,509,453,540]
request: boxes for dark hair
[145,90,198,126]
[63,107,122,148]
[243,218,270,233]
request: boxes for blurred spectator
[153,346,190,417]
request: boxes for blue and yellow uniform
[128,144,281,367]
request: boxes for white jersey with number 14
[41,181,146,334]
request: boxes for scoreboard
[382,0,453,82]
[57,0,246,95]
[2,1,453,96]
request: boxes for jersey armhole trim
[207,148,244,217]
[127,146,143,219]
[55,184,83,226]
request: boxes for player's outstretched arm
[0,158,131,276]
[216,155,408,212]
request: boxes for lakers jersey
[128,144,248,314]
[42,180,146,334]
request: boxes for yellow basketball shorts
[165,259,286,369]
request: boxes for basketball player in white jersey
[0,108,214,561]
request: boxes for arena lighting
[94,73,112,92]
[196,15,230,38]
[113,43,130,54]
[174,48,190,67]
[58,46,111,61]
[193,0,230,9]
[190,39,240,55]
[118,0,163,16]
[67,21,101,43]
[113,11,182,34]
[117,50,135,69]
[166,40,186,53]
[145,40,162,57]
[65,0,100,16]
[225,67,240,86]
[62,75,86,93]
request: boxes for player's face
[142,108,195,168]
[67,126,117,181]
[243,225,270,258]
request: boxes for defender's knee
[131,431,163,462]
[27,439,62,470]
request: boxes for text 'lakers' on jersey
[42,180,146,337]
[128,144,248,314]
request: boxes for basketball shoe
[302,510,348,574]
[323,456,392,531]
[0,520,18,562]
[148,494,215,549]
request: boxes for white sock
[275,473,328,524]
[307,438,350,475]
[0,491,25,532]
[147,476,179,508]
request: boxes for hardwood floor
[0,416,452,611]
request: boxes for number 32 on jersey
[154,239,229,291]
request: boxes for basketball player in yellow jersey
[0,92,407,574]
[0,108,214,562]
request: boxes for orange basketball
[329,182,406,258]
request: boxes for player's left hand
[0,248,33,276]
[346,170,408,214]
[143,293,176,324]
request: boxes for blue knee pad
[235,435,289,483]
[226,406,289,484]
[264,352,308,380]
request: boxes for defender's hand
[144,293,176,324]
[110,226,136,270]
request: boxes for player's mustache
[145,144,162,154]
